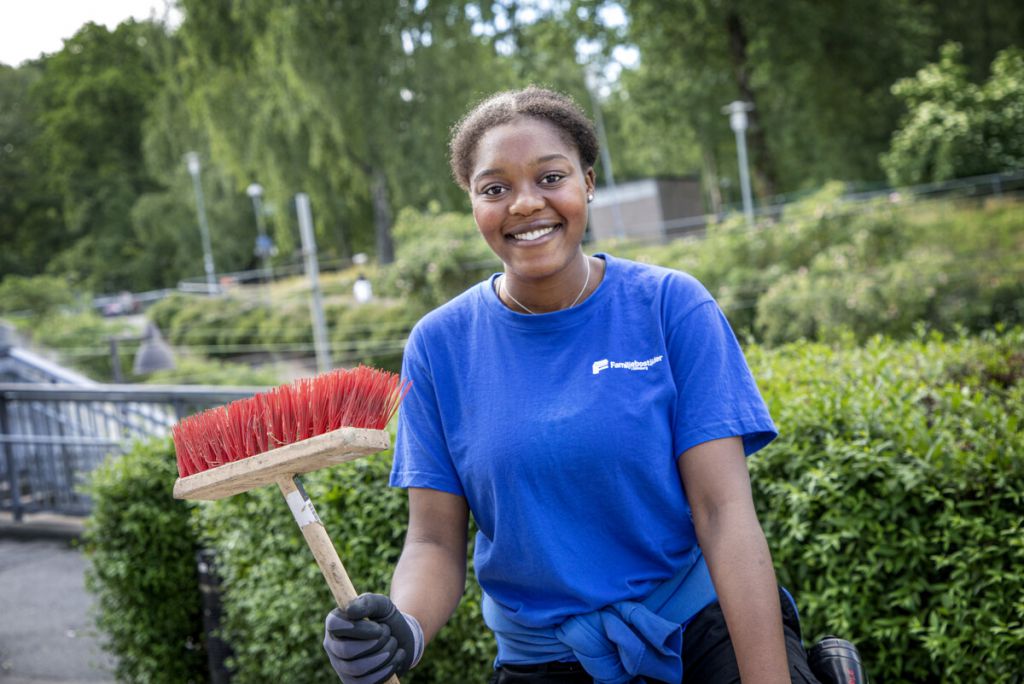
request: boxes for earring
[587,193,594,203]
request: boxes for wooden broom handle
[278,476,401,684]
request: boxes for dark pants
[487,588,819,684]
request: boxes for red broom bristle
[171,366,411,478]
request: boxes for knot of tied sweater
[484,548,717,684]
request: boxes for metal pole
[723,101,755,228]
[295,193,332,373]
[186,152,218,294]
[587,89,626,238]
[0,397,24,522]
[108,338,123,383]
[734,127,754,227]
[247,183,273,284]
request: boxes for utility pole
[585,66,626,238]
[185,152,218,293]
[295,193,332,373]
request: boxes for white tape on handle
[285,489,321,528]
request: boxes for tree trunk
[370,166,395,265]
[725,10,779,199]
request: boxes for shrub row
[610,190,1024,344]
[147,288,423,374]
[84,327,1023,682]
[747,327,1024,681]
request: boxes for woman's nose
[509,187,544,215]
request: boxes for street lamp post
[185,151,218,293]
[722,101,756,227]
[246,182,274,287]
[584,65,626,239]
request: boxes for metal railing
[0,383,265,520]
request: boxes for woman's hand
[323,593,423,684]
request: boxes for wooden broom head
[171,366,409,500]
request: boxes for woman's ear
[585,167,596,195]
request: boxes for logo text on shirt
[592,355,664,375]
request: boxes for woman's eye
[540,173,565,184]
[481,185,505,197]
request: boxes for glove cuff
[403,612,425,669]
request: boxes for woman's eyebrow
[536,153,571,164]
[473,167,502,183]
[473,154,572,183]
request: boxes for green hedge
[748,327,1024,681]
[85,328,1024,683]
[197,449,493,683]
[83,438,207,683]
[608,192,1024,343]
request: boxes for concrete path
[0,534,116,683]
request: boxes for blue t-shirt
[390,254,776,634]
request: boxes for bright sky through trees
[0,0,182,67]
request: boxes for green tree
[176,0,510,265]
[616,0,940,202]
[31,21,166,291]
[0,63,65,280]
[882,43,1024,185]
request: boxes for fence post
[0,396,24,522]
[197,548,233,683]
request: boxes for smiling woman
[319,87,864,684]
[470,117,596,312]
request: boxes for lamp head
[185,151,201,176]
[132,324,176,375]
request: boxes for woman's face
[468,117,595,284]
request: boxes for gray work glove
[323,593,424,684]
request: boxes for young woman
[322,87,831,684]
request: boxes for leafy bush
[748,327,1024,682]
[329,299,423,373]
[381,207,498,309]
[144,355,281,386]
[882,43,1024,185]
[606,191,1023,344]
[83,438,207,683]
[24,310,130,381]
[0,274,78,316]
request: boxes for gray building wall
[589,177,706,242]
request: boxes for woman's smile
[506,220,562,243]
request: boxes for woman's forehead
[473,117,579,169]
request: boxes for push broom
[172,365,411,684]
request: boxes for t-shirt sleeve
[389,327,466,496]
[667,294,777,459]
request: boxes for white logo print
[592,355,664,375]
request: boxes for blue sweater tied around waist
[483,548,718,684]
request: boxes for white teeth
[513,225,558,241]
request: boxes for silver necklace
[500,256,591,315]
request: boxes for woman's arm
[678,436,790,683]
[390,487,470,645]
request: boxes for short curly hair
[448,86,599,190]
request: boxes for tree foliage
[882,43,1024,185]
[2,1,1023,296]
[30,21,164,291]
